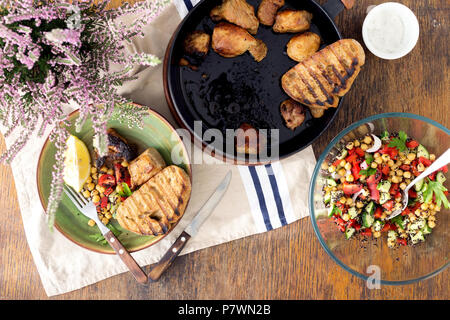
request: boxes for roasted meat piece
[235,123,266,154]
[273,9,313,33]
[308,106,325,118]
[280,99,306,130]
[212,22,267,62]
[281,39,365,109]
[257,0,284,26]
[183,30,211,59]
[286,32,321,62]
[116,165,191,236]
[210,0,259,35]
[127,147,166,189]
[95,128,136,169]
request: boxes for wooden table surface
[1,0,449,300]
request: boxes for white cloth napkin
[1,2,316,296]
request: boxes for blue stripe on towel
[248,166,273,231]
[265,164,287,226]
[182,0,194,11]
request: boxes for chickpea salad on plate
[321,131,449,248]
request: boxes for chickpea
[92,195,100,203]
[107,168,114,175]
[403,171,412,179]
[381,154,390,162]
[340,177,346,184]
[346,198,353,206]
[373,231,381,238]
[121,160,129,167]
[90,166,97,174]
[409,214,417,222]
[360,143,368,151]
[391,176,400,184]
[83,190,91,198]
[363,135,372,145]
[407,153,416,161]
[339,197,347,204]
[403,159,411,165]
[101,217,109,225]
[429,154,436,161]
[342,213,350,222]
[417,163,425,172]
[346,142,354,150]
[396,169,404,177]
[105,212,113,219]
[100,165,108,173]
[374,152,381,159]
[435,205,441,212]
[421,203,428,211]
[428,215,436,222]
[346,175,354,182]
[86,176,92,183]
[91,189,99,196]
[87,183,95,191]
[321,162,329,170]
[429,203,435,210]
[428,220,436,228]
[328,165,336,173]
[356,201,364,208]
[92,173,98,180]
[340,159,347,167]
[354,140,360,147]
[88,219,96,227]
[400,182,407,190]
[399,152,406,160]
[344,162,352,170]
[389,170,396,177]
[388,160,395,167]
[371,162,378,169]
[375,157,383,165]
[381,212,387,219]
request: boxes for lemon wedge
[63,135,91,192]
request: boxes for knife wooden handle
[148,231,191,281]
[104,230,148,284]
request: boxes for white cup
[362,2,420,60]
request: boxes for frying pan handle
[322,0,354,20]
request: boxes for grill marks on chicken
[257,0,285,26]
[116,165,191,236]
[212,22,267,62]
[210,0,259,35]
[281,39,365,110]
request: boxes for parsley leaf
[388,130,408,152]
[380,130,390,141]
[422,180,450,209]
[359,168,377,176]
[365,153,374,165]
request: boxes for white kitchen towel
[2,1,317,296]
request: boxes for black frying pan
[163,0,349,164]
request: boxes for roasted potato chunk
[183,30,211,59]
[286,32,321,62]
[273,9,313,33]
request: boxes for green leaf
[388,131,408,152]
[359,168,377,176]
[365,153,374,165]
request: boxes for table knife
[148,170,232,281]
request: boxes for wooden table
[1,0,448,299]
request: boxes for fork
[63,184,148,284]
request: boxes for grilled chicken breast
[286,32,321,62]
[281,39,365,109]
[212,22,267,62]
[210,0,259,35]
[116,165,191,236]
[273,9,313,33]
[257,0,284,26]
[280,99,306,130]
[127,147,166,189]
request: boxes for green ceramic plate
[37,107,192,254]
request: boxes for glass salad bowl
[309,113,449,284]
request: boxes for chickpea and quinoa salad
[81,160,133,227]
[321,131,449,248]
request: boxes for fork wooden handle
[148,231,191,281]
[104,231,148,284]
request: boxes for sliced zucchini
[422,223,432,235]
[377,180,391,193]
[365,201,375,215]
[436,171,446,184]
[324,191,331,204]
[379,192,391,205]
[414,179,424,192]
[417,144,429,159]
[348,207,358,219]
[410,231,425,244]
[336,149,348,160]
[362,212,374,228]
[345,227,356,239]
[326,178,337,187]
